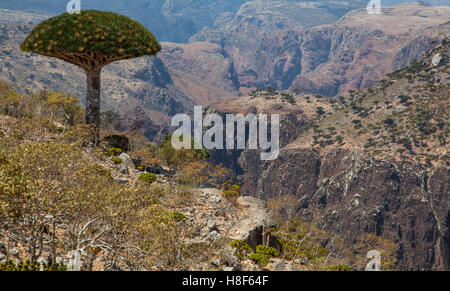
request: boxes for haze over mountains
[2,1,448,42]
[1,0,367,42]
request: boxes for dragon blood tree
[21,10,161,142]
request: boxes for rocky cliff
[192,3,450,96]
[208,39,450,270]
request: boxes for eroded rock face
[237,148,450,270]
[228,196,279,251]
[191,3,450,96]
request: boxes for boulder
[117,153,135,173]
[145,164,167,175]
[431,53,444,67]
[227,196,279,251]
[267,258,293,271]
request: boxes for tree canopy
[20,10,161,71]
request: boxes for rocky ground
[0,140,297,271]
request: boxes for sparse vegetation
[139,172,157,183]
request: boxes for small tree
[21,10,161,142]
[316,106,325,116]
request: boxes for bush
[383,118,395,127]
[249,245,279,266]
[112,157,123,164]
[256,245,279,257]
[326,265,353,271]
[230,240,252,260]
[222,190,239,199]
[158,134,210,168]
[249,253,270,266]
[316,106,325,116]
[220,180,243,199]
[0,260,67,271]
[139,173,157,183]
[107,147,122,156]
[170,211,186,222]
[0,87,26,117]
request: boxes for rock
[207,231,221,242]
[118,153,135,170]
[431,53,443,67]
[223,266,234,271]
[55,256,63,265]
[395,105,407,113]
[113,176,129,184]
[222,249,241,270]
[210,259,221,267]
[9,247,19,257]
[227,196,278,250]
[209,196,222,204]
[215,208,226,217]
[145,164,167,175]
[207,219,218,231]
[167,168,178,176]
[268,258,292,271]
[118,164,129,175]
[235,147,450,270]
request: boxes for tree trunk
[85,68,101,143]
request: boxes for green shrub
[383,118,395,127]
[316,106,325,116]
[230,240,252,260]
[139,173,157,183]
[157,133,210,168]
[249,253,270,266]
[0,260,67,271]
[256,245,279,257]
[112,157,123,164]
[326,265,353,271]
[170,211,186,222]
[107,147,122,156]
[249,245,279,266]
